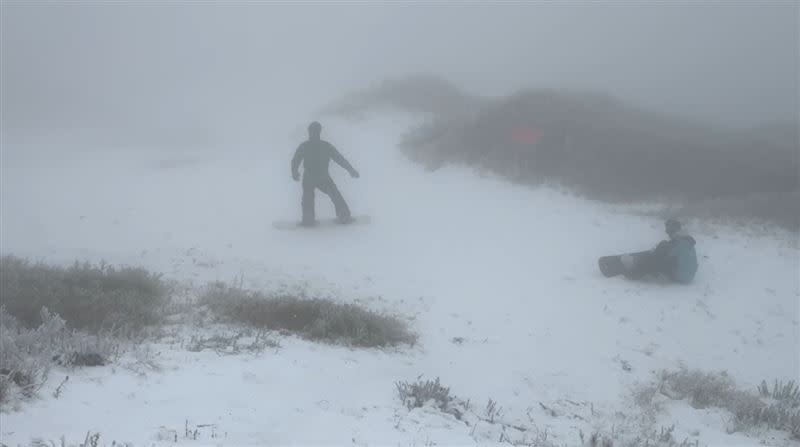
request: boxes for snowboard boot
[336,216,355,225]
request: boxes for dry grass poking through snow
[0,255,169,332]
[199,282,417,348]
[636,367,800,440]
[392,376,703,446]
[396,376,462,418]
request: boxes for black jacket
[292,139,356,183]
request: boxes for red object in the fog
[509,126,542,145]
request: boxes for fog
[3,5,800,444]
[2,2,798,144]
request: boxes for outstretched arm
[291,144,304,180]
[329,143,359,177]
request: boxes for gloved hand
[350,169,360,179]
[292,172,300,182]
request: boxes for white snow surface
[1,116,798,446]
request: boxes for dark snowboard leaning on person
[291,121,360,226]
[598,219,698,283]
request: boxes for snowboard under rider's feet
[299,216,354,227]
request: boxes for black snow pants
[624,241,673,280]
[302,176,351,224]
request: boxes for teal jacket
[667,234,698,284]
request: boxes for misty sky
[2,2,798,139]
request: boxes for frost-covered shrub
[396,376,460,417]
[0,307,121,404]
[658,368,748,409]
[1,255,168,332]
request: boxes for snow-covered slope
[1,116,798,446]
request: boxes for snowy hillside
[1,116,798,446]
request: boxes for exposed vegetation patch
[1,255,169,333]
[396,376,462,417]
[200,282,416,348]
[635,368,800,440]
[0,256,170,405]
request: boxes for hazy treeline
[326,76,799,229]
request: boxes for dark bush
[0,256,168,332]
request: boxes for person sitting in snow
[624,219,698,283]
[291,121,360,226]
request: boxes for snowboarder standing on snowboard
[627,219,698,283]
[291,121,359,226]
